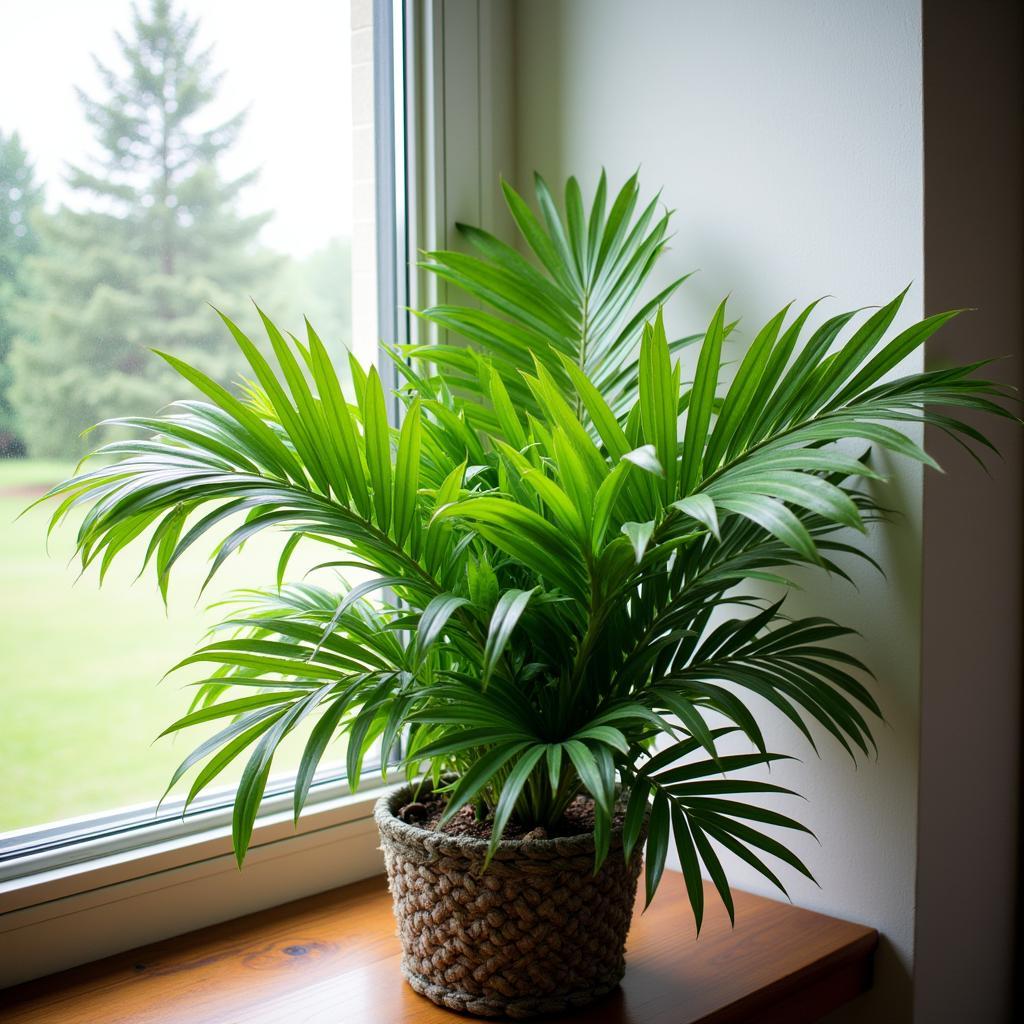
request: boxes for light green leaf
[415,593,471,664]
[363,366,393,532]
[622,520,655,562]
[680,300,727,495]
[483,588,535,685]
[392,400,422,546]
[671,493,720,540]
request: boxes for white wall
[514,2,924,1019]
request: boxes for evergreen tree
[281,237,353,350]
[9,0,279,456]
[0,130,43,454]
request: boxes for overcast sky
[1,0,353,257]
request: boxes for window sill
[0,869,879,1023]
[0,782,392,987]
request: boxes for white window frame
[0,782,384,987]
[0,0,514,988]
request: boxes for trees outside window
[0,0,359,834]
[0,130,43,455]
[8,0,284,457]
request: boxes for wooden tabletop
[0,871,877,1024]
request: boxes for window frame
[0,759,384,888]
[0,783,385,987]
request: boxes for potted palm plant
[40,173,1012,1018]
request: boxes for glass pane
[0,0,378,834]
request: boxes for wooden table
[0,871,877,1023]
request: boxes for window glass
[0,0,377,834]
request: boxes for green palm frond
[411,171,701,424]
[38,171,1016,923]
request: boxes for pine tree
[281,237,353,351]
[0,130,43,454]
[9,0,279,457]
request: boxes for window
[0,0,516,987]
[0,0,392,859]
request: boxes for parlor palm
[39,173,1013,931]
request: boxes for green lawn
[0,459,342,833]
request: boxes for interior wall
[512,1,926,1019]
[915,1,1023,1020]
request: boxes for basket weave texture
[375,782,645,1019]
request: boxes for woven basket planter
[375,782,645,1019]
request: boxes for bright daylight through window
[0,0,379,840]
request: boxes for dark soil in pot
[375,781,646,1019]
[397,792,624,841]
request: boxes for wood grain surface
[0,870,877,1023]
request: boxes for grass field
[0,459,343,833]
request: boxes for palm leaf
[37,172,1015,928]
